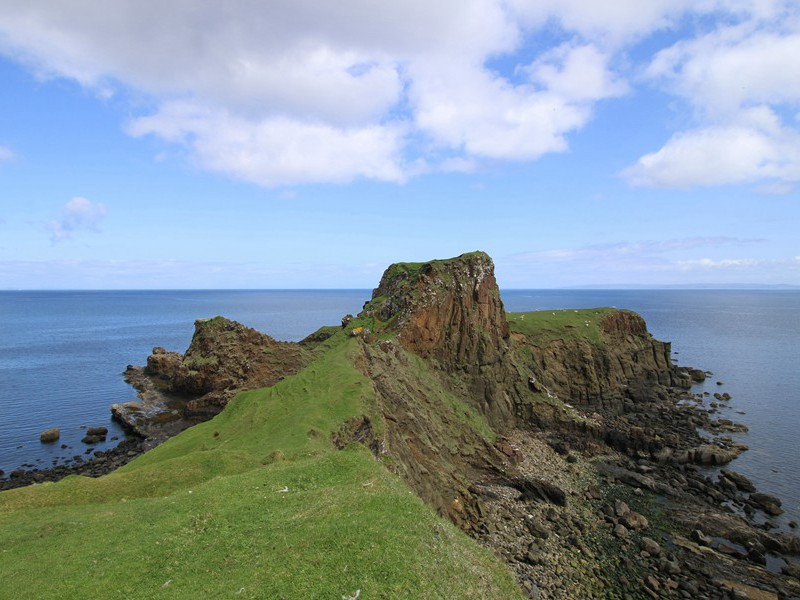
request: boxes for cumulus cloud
[0,1,797,186]
[625,4,800,187]
[623,108,800,187]
[47,197,107,242]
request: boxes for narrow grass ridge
[0,335,522,599]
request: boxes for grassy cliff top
[379,250,490,279]
[507,307,623,346]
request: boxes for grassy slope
[507,307,619,346]
[0,336,522,599]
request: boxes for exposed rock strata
[113,316,311,438]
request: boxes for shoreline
[3,363,799,597]
[0,434,149,492]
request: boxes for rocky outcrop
[366,251,510,368]
[362,252,519,429]
[514,310,685,412]
[114,316,311,437]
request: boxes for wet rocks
[749,492,783,516]
[39,427,60,443]
[1,436,146,492]
[721,470,756,493]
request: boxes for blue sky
[0,1,798,289]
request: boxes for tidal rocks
[750,492,784,516]
[721,470,756,493]
[688,368,707,382]
[688,443,748,465]
[1,437,146,492]
[39,427,60,443]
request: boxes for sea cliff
[1,251,797,599]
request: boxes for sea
[1,289,798,527]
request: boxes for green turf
[0,337,522,599]
[507,307,620,346]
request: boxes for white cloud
[754,182,796,195]
[675,258,760,269]
[0,1,798,186]
[47,197,107,242]
[127,102,407,186]
[623,108,800,187]
[626,6,800,187]
[0,145,13,161]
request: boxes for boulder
[750,492,783,516]
[39,428,60,443]
[621,510,649,530]
[721,470,756,493]
[641,537,661,556]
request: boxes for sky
[0,0,798,289]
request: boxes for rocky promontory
[4,251,797,598]
[114,316,311,439]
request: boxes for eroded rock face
[515,312,682,411]
[115,317,311,437]
[366,251,510,369]
[362,252,520,429]
[151,317,310,402]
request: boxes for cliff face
[367,251,509,366]
[115,316,311,437]
[362,252,518,428]
[513,310,685,412]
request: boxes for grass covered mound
[0,335,523,599]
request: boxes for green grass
[507,307,619,346]
[405,354,497,442]
[0,337,522,599]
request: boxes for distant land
[562,283,800,290]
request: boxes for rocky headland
[3,251,798,598]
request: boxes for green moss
[406,354,497,442]
[182,354,219,368]
[507,307,620,346]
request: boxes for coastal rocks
[1,437,146,492]
[39,427,60,443]
[721,470,756,493]
[115,316,312,438]
[81,426,108,445]
[688,443,748,465]
[750,492,784,516]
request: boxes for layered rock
[514,310,685,412]
[114,316,311,437]
[362,252,519,429]
[366,251,510,368]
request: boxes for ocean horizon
[2,288,798,529]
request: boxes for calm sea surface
[1,289,798,525]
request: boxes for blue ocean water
[0,289,798,526]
